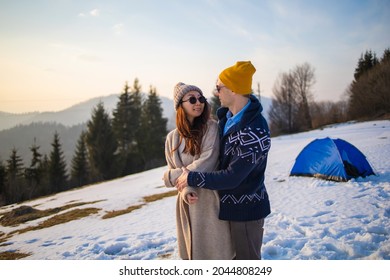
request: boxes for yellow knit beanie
[219,61,256,94]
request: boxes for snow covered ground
[0,120,389,277]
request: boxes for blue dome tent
[290,137,375,182]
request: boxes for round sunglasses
[181,96,207,105]
[216,85,226,93]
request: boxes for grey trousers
[230,219,265,260]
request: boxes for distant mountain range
[0,94,176,131]
[0,94,271,166]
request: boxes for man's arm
[177,129,270,192]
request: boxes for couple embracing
[163,61,271,260]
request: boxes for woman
[163,82,234,260]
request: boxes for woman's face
[180,90,205,124]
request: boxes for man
[176,61,271,260]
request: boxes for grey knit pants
[230,219,265,260]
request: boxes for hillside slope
[0,120,388,260]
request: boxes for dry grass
[157,252,173,259]
[0,189,178,259]
[102,204,145,219]
[0,207,100,259]
[0,251,32,260]
[0,200,104,227]
[102,190,178,219]
[15,207,100,235]
[143,190,177,203]
[0,232,8,247]
[0,202,102,245]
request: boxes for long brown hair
[173,101,211,156]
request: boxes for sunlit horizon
[1,0,389,113]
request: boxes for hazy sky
[0,0,389,113]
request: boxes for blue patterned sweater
[187,95,271,221]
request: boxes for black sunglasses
[181,96,207,105]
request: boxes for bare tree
[293,63,315,130]
[311,100,349,128]
[268,72,298,135]
[269,62,316,135]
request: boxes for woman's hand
[186,192,198,204]
[176,167,189,192]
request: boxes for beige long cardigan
[163,119,234,260]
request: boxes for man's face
[215,80,232,108]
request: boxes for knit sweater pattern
[187,95,271,221]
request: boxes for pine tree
[24,139,42,199]
[5,148,25,203]
[70,131,90,187]
[112,81,133,175]
[112,79,144,175]
[354,50,379,81]
[381,48,390,63]
[48,131,68,193]
[138,86,168,169]
[129,78,143,151]
[86,102,118,182]
[348,48,390,119]
[0,160,6,205]
[209,94,221,120]
[112,81,132,153]
[38,154,51,196]
[129,78,143,154]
